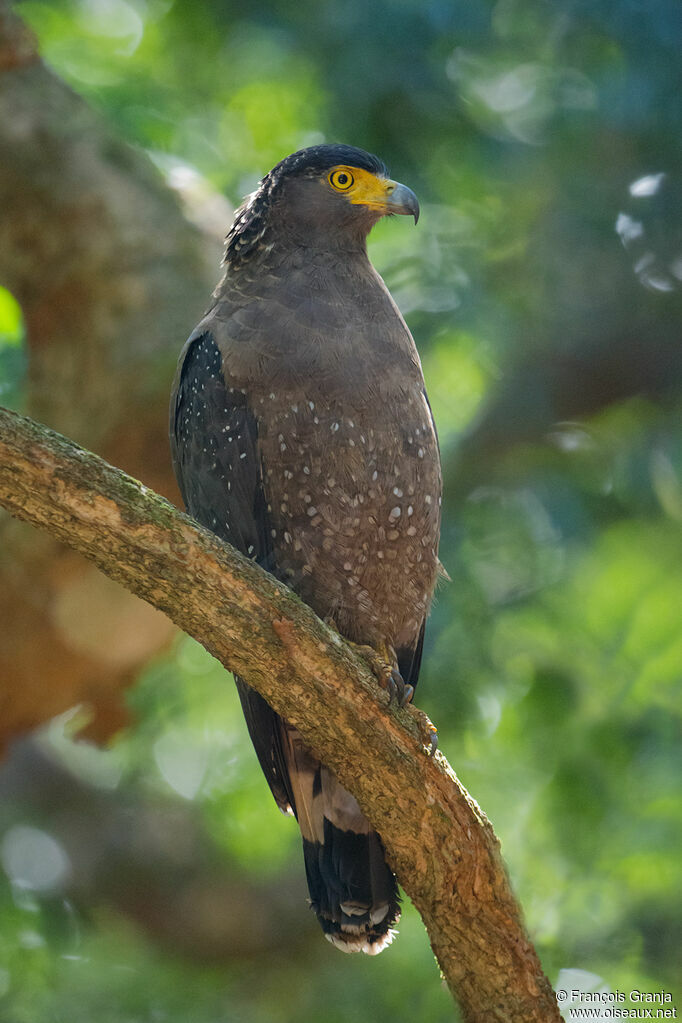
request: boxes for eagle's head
[225,143,419,265]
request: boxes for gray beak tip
[387,181,420,225]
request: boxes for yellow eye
[329,168,355,191]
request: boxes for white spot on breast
[389,507,401,521]
[393,487,403,497]
[307,506,318,516]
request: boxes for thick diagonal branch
[0,405,561,1023]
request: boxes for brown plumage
[170,144,441,953]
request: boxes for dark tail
[234,679,399,953]
[283,726,400,953]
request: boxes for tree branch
[0,405,561,1023]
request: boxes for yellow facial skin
[327,165,420,222]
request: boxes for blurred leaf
[0,287,26,411]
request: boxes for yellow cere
[327,165,397,210]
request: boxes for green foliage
[2,0,682,1017]
[0,286,26,411]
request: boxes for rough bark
[0,0,221,743]
[0,405,561,1023]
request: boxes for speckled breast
[254,384,441,651]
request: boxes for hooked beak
[347,172,420,224]
[383,180,420,224]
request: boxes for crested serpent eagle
[170,144,442,953]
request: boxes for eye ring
[329,168,354,191]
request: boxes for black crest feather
[224,144,388,267]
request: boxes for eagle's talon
[388,667,407,706]
[401,682,414,707]
[347,642,407,706]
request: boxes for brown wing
[170,329,294,813]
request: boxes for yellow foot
[416,712,438,756]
